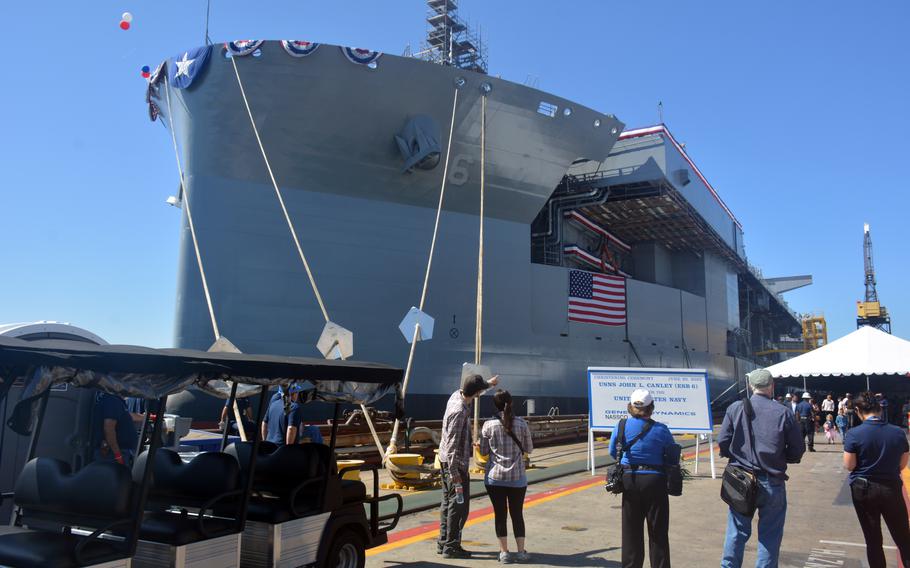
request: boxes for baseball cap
[630,388,653,407]
[461,374,490,397]
[747,368,773,389]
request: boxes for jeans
[851,478,910,568]
[721,474,786,568]
[438,462,470,553]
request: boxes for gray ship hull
[154,42,748,418]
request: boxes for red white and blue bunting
[226,40,264,57]
[281,40,320,57]
[145,61,167,121]
[341,46,381,65]
[148,61,167,85]
[563,245,630,277]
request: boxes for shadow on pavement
[525,547,620,566]
[377,547,620,567]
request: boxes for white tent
[766,326,910,379]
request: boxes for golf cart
[0,336,404,568]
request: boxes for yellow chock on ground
[470,446,489,474]
[337,459,365,482]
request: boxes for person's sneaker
[436,544,443,555]
[442,547,473,559]
[498,551,514,564]
[515,550,532,563]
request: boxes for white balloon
[122,12,133,23]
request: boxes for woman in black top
[843,392,910,568]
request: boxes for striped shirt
[481,414,533,486]
[439,391,472,473]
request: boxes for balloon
[141,72,151,79]
[141,65,151,73]
[122,12,133,23]
[119,20,130,30]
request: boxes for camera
[604,469,624,494]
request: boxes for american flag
[568,269,626,326]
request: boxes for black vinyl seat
[0,528,128,568]
[0,458,134,568]
[127,449,243,545]
[341,479,367,503]
[226,442,353,523]
[132,511,238,546]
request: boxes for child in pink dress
[823,414,837,444]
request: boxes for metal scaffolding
[416,0,487,74]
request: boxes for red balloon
[141,72,151,78]
[119,20,130,30]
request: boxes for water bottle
[455,485,464,504]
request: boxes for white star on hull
[175,52,195,78]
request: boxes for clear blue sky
[1,1,907,347]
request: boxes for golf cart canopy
[0,336,403,408]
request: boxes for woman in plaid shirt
[479,390,534,564]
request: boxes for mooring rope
[229,56,384,456]
[164,77,219,341]
[230,55,330,323]
[387,87,460,459]
[164,77,246,440]
[472,93,487,445]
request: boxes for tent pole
[803,377,807,392]
[865,374,870,391]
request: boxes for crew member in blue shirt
[299,423,324,444]
[91,392,140,466]
[262,384,305,446]
[795,392,816,452]
[608,388,676,568]
[219,396,254,437]
[843,392,910,568]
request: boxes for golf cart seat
[128,448,243,544]
[0,458,133,568]
[116,449,244,567]
[226,442,349,523]
[341,477,367,503]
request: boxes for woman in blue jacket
[608,388,676,568]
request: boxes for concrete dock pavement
[367,433,909,568]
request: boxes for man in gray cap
[437,372,499,559]
[718,368,805,568]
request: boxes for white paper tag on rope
[398,307,434,343]
[461,363,493,383]
[207,336,242,353]
[317,321,354,360]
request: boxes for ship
[150,5,804,420]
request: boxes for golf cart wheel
[324,528,365,568]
